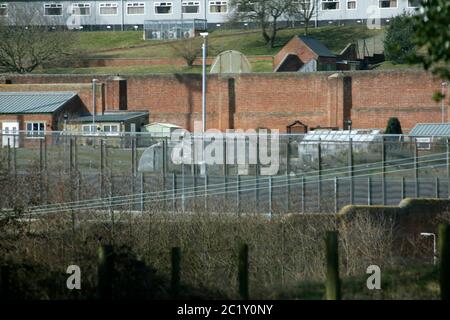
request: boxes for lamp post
[200,32,208,133]
[421,232,437,265]
[92,79,98,133]
[442,82,448,123]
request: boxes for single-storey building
[273,36,337,72]
[68,111,149,135]
[0,91,88,147]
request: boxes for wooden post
[325,231,341,300]
[97,245,114,300]
[238,243,249,300]
[171,247,181,299]
[439,224,450,300]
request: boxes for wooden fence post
[171,247,181,299]
[238,243,249,300]
[439,224,450,300]
[97,245,114,300]
[325,231,341,300]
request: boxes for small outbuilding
[273,36,337,72]
[0,91,88,147]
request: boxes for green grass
[38,25,385,74]
[278,265,440,300]
[374,61,423,70]
[77,25,385,59]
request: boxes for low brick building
[0,91,88,147]
[273,36,337,72]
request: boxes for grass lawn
[278,264,440,300]
[80,25,384,59]
[37,25,385,74]
[373,61,423,70]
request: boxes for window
[26,122,45,138]
[44,3,63,16]
[154,2,172,14]
[0,4,8,17]
[82,125,97,135]
[182,1,200,14]
[209,1,228,13]
[347,0,356,9]
[379,0,397,8]
[72,3,91,16]
[99,3,118,15]
[103,124,119,135]
[127,2,145,15]
[322,0,339,10]
[408,0,420,7]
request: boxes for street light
[200,32,208,133]
[442,81,448,123]
[420,232,437,265]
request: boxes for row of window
[0,1,421,17]
[319,0,420,10]
[0,2,228,17]
[21,122,120,137]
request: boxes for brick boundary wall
[1,70,448,132]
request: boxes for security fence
[1,131,449,215]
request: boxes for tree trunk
[261,20,270,44]
[269,19,278,48]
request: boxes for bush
[385,117,403,135]
[384,13,417,65]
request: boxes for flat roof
[71,112,149,123]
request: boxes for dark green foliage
[384,13,417,64]
[413,0,450,80]
[385,117,403,135]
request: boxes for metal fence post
[318,140,322,212]
[182,162,185,213]
[334,177,338,213]
[100,139,105,199]
[447,138,450,197]
[436,177,440,199]
[401,177,406,199]
[237,175,241,215]
[268,176,272,218]
[301,175,305,213]
[255,175,259,214]
[381,137,386,205]
[414,138,419,198]
[204,174,208,212]
[172,173,176,212]
[286,174,290,213]
[349,138,354,205]
[140,172,144,213]
[367,176,372,205]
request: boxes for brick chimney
[106,75,127,111]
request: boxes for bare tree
[288,0,317,35]
[169,37,203,67]
[0,5,77,73]
[229,0,296,48]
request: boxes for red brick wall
[2,70,448,133]
[350,71,444,130]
